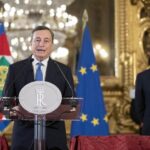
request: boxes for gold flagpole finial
[82,9,88,29]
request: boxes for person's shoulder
[137,68,150,77]
[10,57,30,68]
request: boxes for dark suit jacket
[135,68,150,135]
[3,56,75,150]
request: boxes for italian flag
[0,23,13,134]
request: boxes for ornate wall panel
[101,0,141,134]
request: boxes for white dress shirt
[32,55,49,80]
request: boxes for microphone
[54,61,75,98]
[2,57,34,97]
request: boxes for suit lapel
[24,57,34,83]
[45,58,56,82]
[44,58,65,95]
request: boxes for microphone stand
[34,114,46,150]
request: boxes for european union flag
[71,25,109,136]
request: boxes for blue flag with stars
[71,25,109,136]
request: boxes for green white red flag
[0,22,13,133]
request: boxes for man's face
[31,29,53,61]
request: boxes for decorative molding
[102,0,139,134]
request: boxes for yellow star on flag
[80,113,87,122]
[91,118,99,126]
[90,64,97,72]
[104,114,109,123]
[79,67,87,75]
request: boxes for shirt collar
[32,55,49,66]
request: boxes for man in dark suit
[134,68,150,135]
[2,26,75,150]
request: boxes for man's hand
[10,106,20,118]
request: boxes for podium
[0,81,83,150]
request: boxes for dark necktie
[35,62,43,81]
